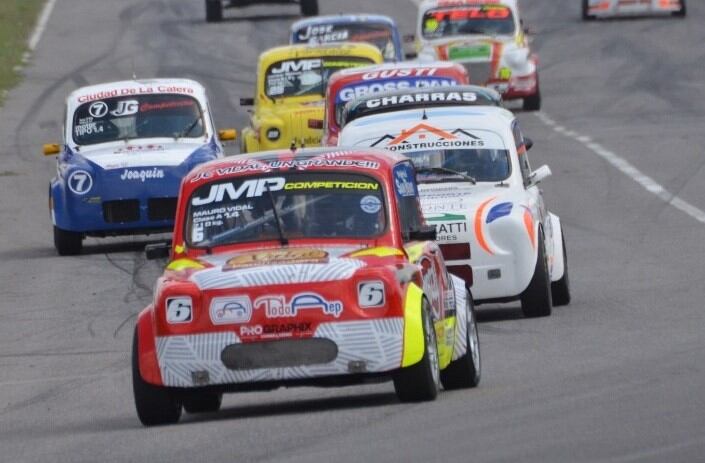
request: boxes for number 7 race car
[582,0,686,19]
[42,79,236,255]
[132,148,481,426]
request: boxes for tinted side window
[512,120,532,186]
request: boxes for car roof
[66,78,208,112]
[185,147,407,185]
[290,14,397,32]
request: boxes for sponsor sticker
[119,168,165,182]
[210,296,252,324]
[254,292,343,318]
[166,297,193,324]
[67,170,93,195]
[88,101,109,118]
[360,195,382,214]
[224,248,329,270]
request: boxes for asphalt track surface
[0,1,704,462]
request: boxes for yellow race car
[240,43,383,153]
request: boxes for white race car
[339,88,570,317]
[414,0,541,111]
[582,0,686,19]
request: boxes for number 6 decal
[358,281,385,308]
[67,170,93,195]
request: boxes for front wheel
[522,87,541,111]
[673,0,686,17]
[393,300,440,402]
[132,329,182,426]
[582,0,595,20]
[300,0,318,16]
[53,226,83,256]
[440,291,481,389]
[205,0,222,22]
[521,230,553,318]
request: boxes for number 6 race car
[132,148,481,426]
[582,0,686,20]
[42,79,236,255]
[339,87,571,318]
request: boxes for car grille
[102,199,140,223]
[221,338,338,370]
[147,197,177,221]
[463,62,493,85]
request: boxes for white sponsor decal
[88,101,108,118]
[271,59,322,74]
[67,170,93,195]
[210,296,252,324]
[191,177,286,206]
[166,297,193,324]
[298,24,349,42]
[365,91,478,108]
[120,167,165,182]
[110,99,139,117]
[360,195,382,213]
[358,281,385,308]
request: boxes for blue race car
[290,14,404,62]
[42,78,236,255]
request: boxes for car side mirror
[239,97,254,106]
[529,165,551,185]
[43,143,61,156]
[145,242,171,260]
[406,224,437,242]
[218,128,237,141]
[524,137,534,151]
[308,119,323,130]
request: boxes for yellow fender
[401,282,425,367]
[240,126,259,154]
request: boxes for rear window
[293,22,397,60]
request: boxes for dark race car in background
[205,0,319,23]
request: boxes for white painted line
[534,111,705,224]
[0,372,122,387]
[28,0,58,51]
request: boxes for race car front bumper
[155,318,405,388]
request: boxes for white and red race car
[339,87,570,317]
[414,0,541,110]
[582,0,686,19]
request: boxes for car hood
[168,245,401,291]
[72,140,208,170]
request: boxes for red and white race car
[582,0,686,20]
[132,148,481,425]
[414,0,541,110]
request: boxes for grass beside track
[0,0,46,105]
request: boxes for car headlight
[165,296,193,324]
[266,127,281,141]
[357,281,386,308]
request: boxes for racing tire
[520,230,553,318]
[132,329,182,426]
[522,88,541,111]
[673,0,686,17]
[551,232,571,306]
[53,226,83,256]
[300,0,319,16]
[205,0,223,23]
[581,0,595,20]
[182,393,223,414]
[393,300,440,402]
[440,291,481,390]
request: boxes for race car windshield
[186,172,387,248]
[265,56,376,99]
[422,6,516,39]
[410,148,510,182]
[72,94,204,145]
[293,23,398,61]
